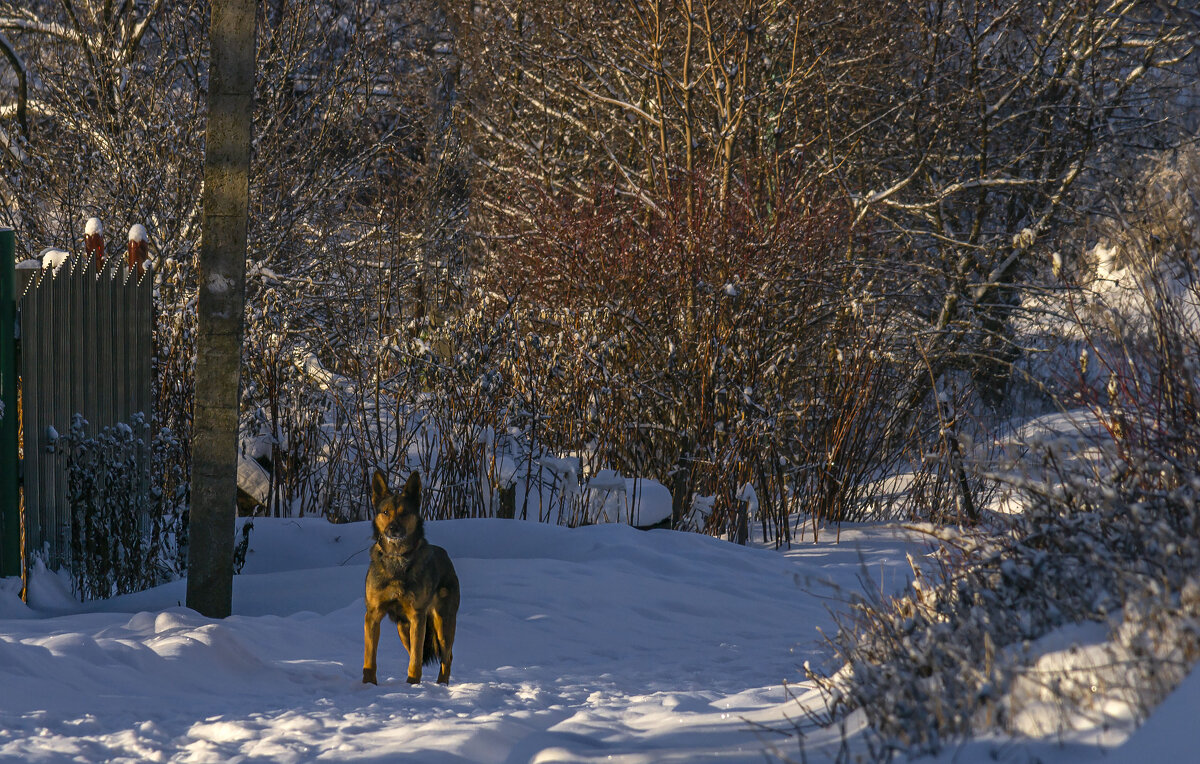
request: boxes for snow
[84,217,103,236]
[584,468,624,492]
[240,433,274,463]
[692,494,716,520]
[926,658,1200,764]
[293,348,353,393]
[1002,621,1130,738]
[1106,665,1200,764]
[38,247,70,271]
[584,473,673,526]
[237,453,271,506]
[736,482,758,516]
[0,511,1195,761]
[535,455,579,490]
[127,223,148,243]
[1093,241,1120,281]
[0,518,929,763]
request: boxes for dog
[362,469,460,685]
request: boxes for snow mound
[585,472,673,526]
[2,514,1191,762]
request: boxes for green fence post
[0,228,18,578]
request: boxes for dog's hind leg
[406,612,427,684]
[362,606,384,684]
[431,605,455,685]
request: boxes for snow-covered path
[0,519,922,763]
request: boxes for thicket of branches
[61,413,188,600]
[801,163,1200,756]
[454,0,1196,534]
[0,0,1195,537]
[0,0,449,519]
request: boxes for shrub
[802,204,1200,758]
[62,413,248,601]
[482,167,974,539]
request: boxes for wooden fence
[12,245,153,572]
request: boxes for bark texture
[186,0,255,619]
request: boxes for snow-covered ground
[0,515,1193,762]
[0,519,919,763]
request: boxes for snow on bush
[807,434,1200,758]
[804,165,1200,758]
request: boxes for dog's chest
[367,548,435,605]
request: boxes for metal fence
[16,250,153,571]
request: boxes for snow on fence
[12,231,153,572]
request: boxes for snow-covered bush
[61,412,252,600]
[61,414,187,600]
[804,217,1200,758]
[807,453,1200,757]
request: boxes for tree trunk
[186,0,255,619]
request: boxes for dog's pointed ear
[371,469,390,508]
[400,471,421,502]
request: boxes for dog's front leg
[406,612,427,684]
[363,607,383,684]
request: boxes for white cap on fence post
[84,217,105,268]
[127,224,149,277]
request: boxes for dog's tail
[422,627,443,667]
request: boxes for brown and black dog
[362,470,460,685]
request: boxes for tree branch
[0,30,27,138]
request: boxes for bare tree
[461,0,835,219]
[0,0,439,523]
[824,0,1197,403]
